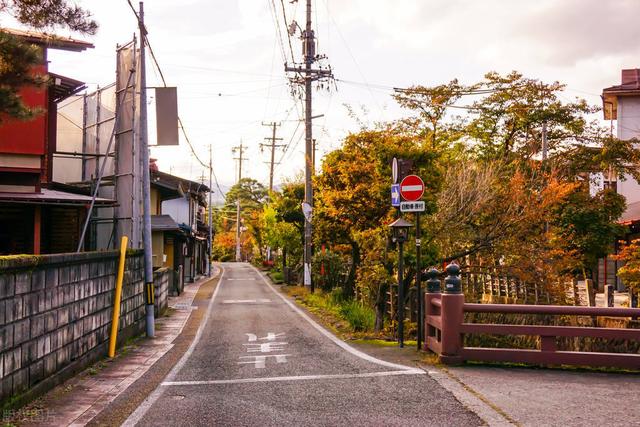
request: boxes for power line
[279,0,296,62]
[124,0,226,197]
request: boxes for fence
[425,265,640,369]
[0,250,168,407]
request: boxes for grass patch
[282,286,379,336]
[268,271,284,284]
[338,300,375,332]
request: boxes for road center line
[162,369,426,386]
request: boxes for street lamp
[389,217,413,348]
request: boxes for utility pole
[232,142,246,262]
[138,1,154,337]
[208,144,213,276]
[285,0,332,292]
[260,122,284,192]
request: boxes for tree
[552,188,626,278]
[314,126,441,297]
[466,71,596,160]
[267,181,305,276]
[392,79,475,150]
[613,239,640,294]
[0,0,97,120]
[215,178,268,260]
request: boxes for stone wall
[153,268,170,316]
[0,250,167,407]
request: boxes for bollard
[605,284,614,308]
[440,263,464,364]
[424,268,441,352]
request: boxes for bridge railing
[424,265,640,369]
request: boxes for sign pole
[416,212,422,351]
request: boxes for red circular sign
[400,175,424,201]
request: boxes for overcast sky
[4,0,640,194]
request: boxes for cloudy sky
[4,0,640,195]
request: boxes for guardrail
[424,265,640,369]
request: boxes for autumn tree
[214,178,268,260]
[314,126,441,297]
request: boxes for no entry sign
[400,175,424,201]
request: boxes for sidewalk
[444,365,640,426]
[351,340,640,426]
[6,272,216,427]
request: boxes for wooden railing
[425,265,640,369]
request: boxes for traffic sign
[400,201,425,212]
[399,175,424,201]
[392,157,398,184]
[391,184,400,207]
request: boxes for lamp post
[389,217,413,348]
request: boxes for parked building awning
[151,214,180,231]
[0,189,114,207]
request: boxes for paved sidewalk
[352,340,640,426]
[444,365,640,426]
[13,272,215,427]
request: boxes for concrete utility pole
[261,122,284,192]
[138,1,154,337]
[232,142,246,262]
[285,0,332,292]
[208,144,213,276]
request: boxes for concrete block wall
[0,250,167,407]
[153,267,170,316]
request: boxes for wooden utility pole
[285,0,332,292]
[208,144,213,276]
[261,122,284,192]
[232,141,246,262]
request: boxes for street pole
[416,213,422,350]
[261,122,284,193]
[303,0,314,292]
[138,1,154,337]
[398,238,405,348]
[284,0,332,292]
[232,142,245,262]
[208,144,213,276]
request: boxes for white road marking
[222,299,271,304]
[243,342,288,353]
[237,354,290,369]
[245,332,285,342]
[123,267,226,427]
[249,264,419,372]
[162,369,426,386]
[226,278,258,281]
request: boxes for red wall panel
[0,65,48,156]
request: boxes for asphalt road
[125,263,482,426]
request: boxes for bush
[339,300,375,332]
[312,250,346,292]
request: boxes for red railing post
[440,264,464,365]
[424,268,441,352]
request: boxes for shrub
[339,300,375,332]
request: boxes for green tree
[552,188,626,279]
[0,0,97,120]
[466,71,596,160]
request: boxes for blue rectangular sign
[391,184,400,207]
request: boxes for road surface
[125,262,481,426]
